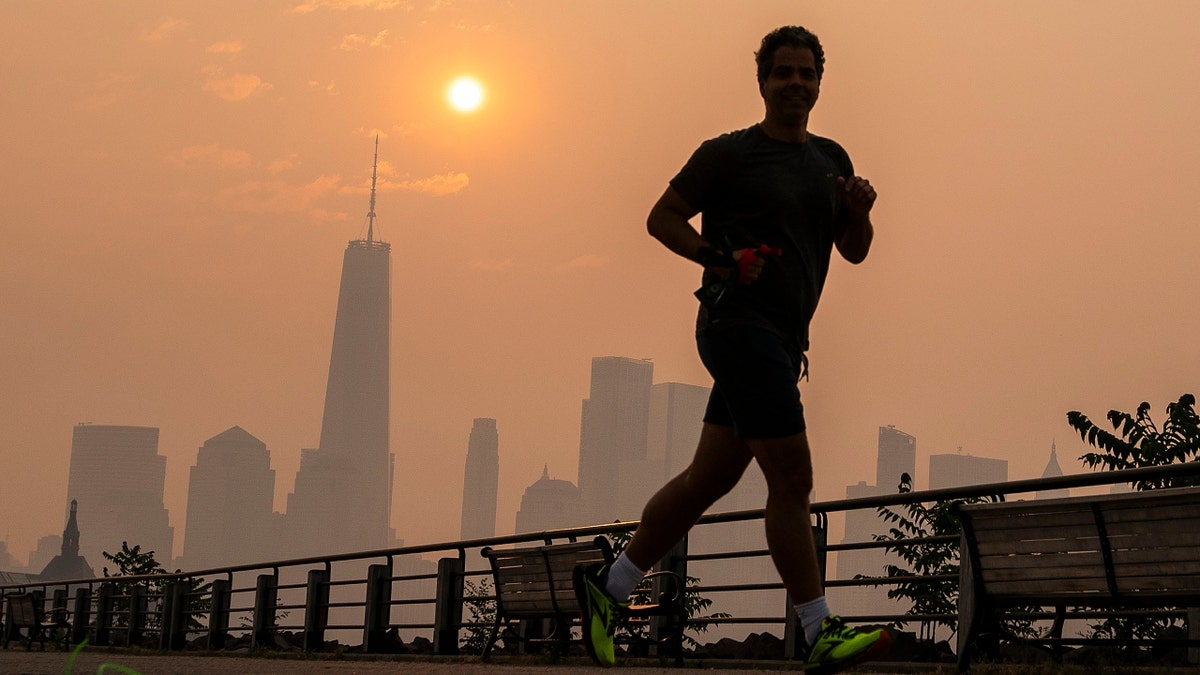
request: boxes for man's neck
[759,116,809,143]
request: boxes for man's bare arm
[835,175,876,264]
[647,186,707,261]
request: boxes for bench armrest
[637,571,684,605]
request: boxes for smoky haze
[1,1,1197,566]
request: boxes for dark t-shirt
[669,124,854,351]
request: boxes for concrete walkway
[0,648,825,672]
[0,649,938,675]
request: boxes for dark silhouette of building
[66,424,173,567]
[831,425,917,618]
[26,535,61,574]
[648,381,710,497]
[875,424,917,493]
[182,426,276,569]
[39,499,95,581]
[928,449,1008,489]
[1036,441,1070,499]
[460,418,499,540]
[577,357,653,524]
[286,139,394,556]
[515,466,586,534]
[0,541,21,571]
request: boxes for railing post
[652,535,688,661]
[303,569,330,652]
[362,563,393,652]
[252,573,278,650]
[94,583,113,646]
[2,595,19,646]
[158,581,176,650]
[433,556,464,655]
[71,588,91,646]
[30,589,46,617]
[126,584,146,647]
[51,589,69,618]
[785,522,827,660]
[159,580,189,650]
[207,579,231,651]
[1189,607,1199,665]
[50,589,69,644]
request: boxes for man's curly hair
[755,26,825,85]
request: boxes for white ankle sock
[604,554,646,601]
[794,596,830,645]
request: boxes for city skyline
[2,386,1071,572]
[3,2,1197,562]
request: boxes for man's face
[760,46,820,124]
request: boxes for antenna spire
[366,134,379,243]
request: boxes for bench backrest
[955,486,1200,606]
[482,537,615,620]
[5,593,39,627]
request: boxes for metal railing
[2,463,1197,659]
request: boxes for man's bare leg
[572,427,749,668]
[621,422,753,570]
[745,431,822,603]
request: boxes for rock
[1153,625,1188,665]
[881,630,955,663]
[408,635,434,654]
[693,632,783,660]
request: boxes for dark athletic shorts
[697,323,807,439]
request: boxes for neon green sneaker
[572,563,628,667]
[805,614,891,674]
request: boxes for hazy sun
[447,76,484,113]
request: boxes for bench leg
[1189,607,1199,666]
[956,555,979,671]
[1048,606,1067,661]
[481,617,502,661]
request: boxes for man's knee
[749,434,814,499]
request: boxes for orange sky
[2,1,1197,563]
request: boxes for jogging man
[573,26,890,672]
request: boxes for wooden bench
[3,592,71,651]
[479,536,686,661]
[953,486,1200,669]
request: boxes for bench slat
[979,562,1108,583]
[976,536,1102,556]
[976,550,1104,570]
[1106,526,1200,547]
[1112,546,1200,566]
[1101,503,1200,523]
[973,525,1099,545]
[1115,573,1200,591]
[970,511,1095,531]
[985,577,1116,595]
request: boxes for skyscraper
[831,426,917,619]
[66,424,174,567]
[182,426,276,569]
[928,450,1008,489]
[647,381,711,482]
[875,425,917,493]
[459,418,499,540]
[286,139,393,555]
[577,356,653,524]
